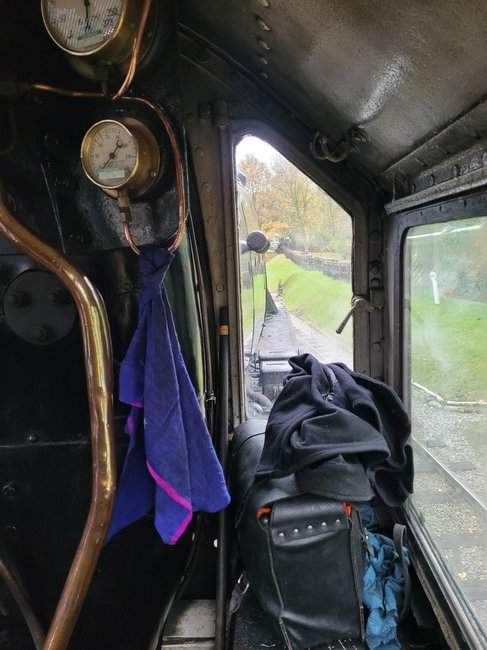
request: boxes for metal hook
[311,130,351,163]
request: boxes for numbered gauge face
[41,0,123,54]
[81,120,138,189]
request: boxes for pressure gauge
[41,0,124,54]
[41,1,157,79]
[81,118,160,197]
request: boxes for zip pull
[336,296,375,334]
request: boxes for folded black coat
[255,354,414,506]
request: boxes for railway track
[412,438,487,627]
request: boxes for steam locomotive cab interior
[0,2,485,649]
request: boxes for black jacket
[255,354,413,506]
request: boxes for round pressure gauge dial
[81,118,160,197]
[41,0,124,55]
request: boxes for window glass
[236,136,352,417]
[404,216,487,636]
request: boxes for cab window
[236,136,353,417]
[403,215,487,635]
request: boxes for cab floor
[231,588,366,649]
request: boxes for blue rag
[107,247,230,545]
[363,532,409,650]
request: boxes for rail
[412,438,486,519]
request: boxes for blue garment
[363,532,409,649]
[107,248,230,545]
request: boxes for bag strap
[393,523,411,623]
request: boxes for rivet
[46,288,69,306]
[202,182,211,192]
[207,216,216,225]
[293,528,299,533]
[6,290,29,307]
[32,326,49,342]
[256,16,271,31]
[370,278,381,288]
[44,132,59,148]
[257,0,270,6]
[257,37,271,51]
[149,170,157,177]
[196,48,209,63]
[278,532,285,537]
[260,71,269,80]
[195,147,204,157]
[216,283,225,292]
[4,525,17,539]
[371,341,382,352]
[2,484,17,498]
[307,525,313,530]
[335,519,341,525]
[321,522,327,527]
[27,432,39,443]
[258,56,268,66]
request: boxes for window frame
[388,188,487,649]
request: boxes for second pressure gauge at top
[81,118,160,197]
[41,0,123,54]
[41,1,157,78]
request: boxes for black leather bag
[230,420,365,650]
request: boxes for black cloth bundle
[255,354,413,506]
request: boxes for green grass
[266,254,353,350]
[411,292,487,401]
[264,256,487,401]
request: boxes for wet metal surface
[179,0,487,185]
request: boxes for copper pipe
[29,84,104,99]
[124,96,187,253]
[0,556,45,650]
[123,221,141,255]
[28,87,187,256]
[0,182,116,650]
[111,0,153,100]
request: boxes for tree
[237,143,352,257]
[237,154,274,224]
[269,157,322,253]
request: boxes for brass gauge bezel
[40,1,157,79]
[81,118,160,198]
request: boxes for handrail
[0,181,116,650]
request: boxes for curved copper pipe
[28,86,187,254]
[110,0,153,100]
[0,182,116,650]
[30,84,104,99]
[124,96,187,253]
[123,222,141,255]
[0,556,45,650]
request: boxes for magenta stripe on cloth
[169,512,193,544]
[146,461,192,511]
[129,401,144,408]
[146,461,193,542]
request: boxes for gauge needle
[84,0,91,31]
[102,140,123,168]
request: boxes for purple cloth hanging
[107,248,230,545]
